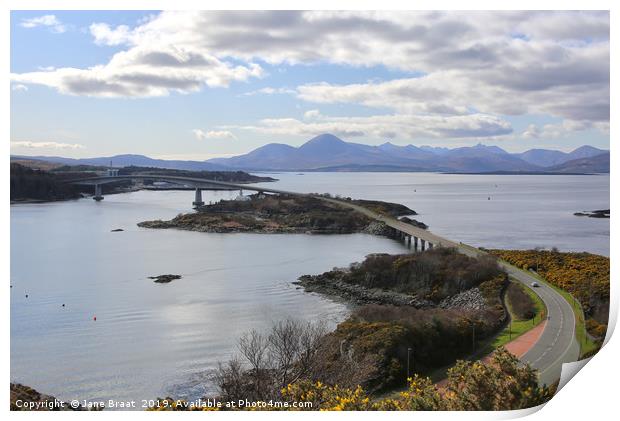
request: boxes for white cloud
[89,23,132,46]
[234,112,512,140]
[11,141,85,149]
[12,45,264,98]
[20,15,66,33]
[303,109,322,120]
[241,86,296,96]
[11,11,609,139]
[11,84,28,92]
[192,129,236,140]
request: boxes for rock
[294,272,434,308]
[10,383,84,411]
[574,209,610,218]
[149,274,182,283]
[439,287,486,311]
[399,216,428,229]
[363,221,392,236]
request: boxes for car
[531,282,540,288]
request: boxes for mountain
[10,154,227,172]
[515,145,607,167]
[207,134,544,172]
[12,135,609,174]
[546,152,610,174]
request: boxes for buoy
[62,304,65,307]
[25,294,28,298]
[93,316,97,321]
[488,197,491,200]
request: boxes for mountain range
[12,134,609,174]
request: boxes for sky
[9,10,610,160]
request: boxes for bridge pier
[192,187,205,207]
[413,236,418,251]
[406,235,411,248]
[93,184,104,201]
[420,239,426,251]
[428,242,434,250]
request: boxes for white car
[531,282,540,287]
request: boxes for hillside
[12,135,609,174]
[545,152,610,174]
[206,134,607,173]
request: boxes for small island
[149,274,182,283]
[138,193,419,235]
[574,209,610,218]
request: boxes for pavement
[324,197,580,386]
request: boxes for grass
[511,266,599,358]
[459,244,599,359]
[425,279,547,385]
[482,280,546,353]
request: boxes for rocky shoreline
[574,209,610,218]
[294,271,435,308]
[138,194,416,236]
[294,266,488,311]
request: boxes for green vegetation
[10,163,82,202]
[149,348,552,411]
[139,194,415,234]
[484,281,546,352]
[342,248,504,302]
[208,249,508,400]
[488,249,608,356]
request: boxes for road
[71,174,580,384]
[325,196,580,385]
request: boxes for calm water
[10,173,609,405]
[255,172,610,256]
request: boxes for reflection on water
[10,172,609,404]
[10,189,407,403]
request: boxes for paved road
[502,265,580,385]
[71,175,580,384]
[326,197,580,385]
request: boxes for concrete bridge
[65,174,292,205]
[67,174,450,250]
[66,173,579,385]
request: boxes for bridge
[66,174,295,206]
[67,174,579,384]
[68,174,452,251]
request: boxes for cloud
[20,15,66,33]
[522,120,609,140]
[12,45,264,97]
[89,23,132,46]
[11,10,609,138]
[303,109,321,120]
[11,141,85,149]
[241,86,296,96]
[192,129,237,140]
[11,84,28,92]
[233,112,512,140]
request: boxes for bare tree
[212,319,328,402]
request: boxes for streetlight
[472,320,476,353]
[406,347,414,381]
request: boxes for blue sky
[10,10,610,159]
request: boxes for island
[574,209,610,218]
[138,193,418,235]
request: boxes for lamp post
[406,347,413,381]
[472,320,477,354]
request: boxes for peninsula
[138,193,419,235]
